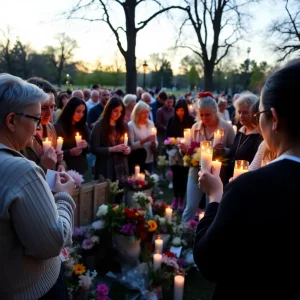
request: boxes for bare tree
[44,33,78,86]
[0,27,14,73]
[176,0,260,91]
[269,0,300,61]
[66,0,187,93]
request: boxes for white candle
[188,104,194,114]
[75,132,82,147]
[180,138,185,144]
[135,165,140,178]
[165,206,173,223]
[232,125,237,135]
[155,238,163,254]
[153,253,162,271]
[213,129,224,147]
[199,211,205,221]
[56,136,63,151]
[233,160,249,179]
[212,160,222,176]
[139,173,145,181]
[183,129,191,146]
[42,137,51,152]
[124,133,128,146]
[200,147,213,172]
[174,274,185,300]
[151,127,157,136]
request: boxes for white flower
[158,217,166,225]
[96,204,108,217]
[78,274,92,290]
[91,236,99,244]
[91,220,105,230]
[150,174,159,183]
[172,237,182,246]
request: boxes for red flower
[164,250,176,258]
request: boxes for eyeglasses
[252,109,270,122]
[14,113,42,126]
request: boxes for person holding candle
[180,92,235,222]
[21,77,66,172]
[195,60,300,299]
[91,97,131,181]
[128,101,158,173]
[166,99,195,211]
[54,97,90,175]
[0,73,76,299]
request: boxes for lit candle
[180,138,185,144]
[153,253,162,271]
[56,136,63,151]
[188,104,194,114]
[183,129,191,146]
[124,133,128,146]
[199,211,205,221]
[213,129,224,147]
[212,159,222,176]
[174,274,185,300]
[227,120,232,124]
[75,132,82,147]
[139,173,145,181]
[232,125,237,135]
[233,160,249,179]
[200,147,213,172]
[151,127,157,136]
[165,206,173,223]
[155,237,163,254]
[42,137,51,152]
[135,165,140,178]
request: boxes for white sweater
[0,144,75,300]
[128,121,158,163]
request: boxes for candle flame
[45,137,49,142]
[76,132,79,136]
[124,133,128,138]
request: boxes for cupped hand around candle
[122,145,131,155]
[109,144,127,153]
[78,139,88,149]
[198,166,223,202]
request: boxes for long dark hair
[100,96,126,135]
[57,97,87,133]
[172,99,190,125]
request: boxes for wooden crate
[72,180,109,226]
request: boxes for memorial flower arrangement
[120,174,155,191]
[67,170,84,187]
[183,141,201,167]
[163,137,180,150]
[132,191,153,209]
[154,215,175,235]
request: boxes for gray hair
[234,92,258,110]
[0,73,49,123]
[198,96,218,112]
[141,92,151,101]
[91,90,99,97]
[123,94,137,107]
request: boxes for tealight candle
[56,136,63,151]
[232,125,237,135]
[233,160,249,179]
[199,211,205,221]
[213,129,224,147]
[75,132,82,147]
[135,165,140,178]
[155,237,163,254]
[165,206,173,223]
[174,274,185,300]
[153,253,162,271]
[42,137,51,152]
[124,133,128,146]
[151,127,157,136]
[212,159,222,176]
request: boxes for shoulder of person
[192,121,201,130]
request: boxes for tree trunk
[203,62,214,91]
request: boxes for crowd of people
[1,58,300,299]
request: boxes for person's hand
[198,166,223,203]
[123,145,131,155]
[41,147,57,170]
[55,172,75,195]
[56,150,64,162]
[78,140,88,149]
[70,147,83,156]
[178,143,188,154]
[57,164,65,172]
[148,134,156,143]
[110,144,127,153]
[213,142,224,152]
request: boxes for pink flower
[96,284,109,300]
[67,170,84,186]
[164,138,171,145]
[82,239,94,250]
[188,220,198,228]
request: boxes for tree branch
[177,45,203,59]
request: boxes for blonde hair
[131,101,151,127]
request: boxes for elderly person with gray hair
[123,93,137,122]
[180,92,235,222]
[223,92,263,184]
[0,73,76,299]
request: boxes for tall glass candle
[233,160,249,179]
[174,274,185,300]
[75,132,82,147]
[183,129,191,146]
[153,253,162,271]
[42,137,51,152]
[212,159,222,176]
[213,129,224,147]
[56,137,63,151]
[200,141,213,172]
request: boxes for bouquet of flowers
[183,141,201,167]
[163,137,180,150]
[154,215,175,235]
[120,174,155,191]
[151,201,168,217]
[132,191,153,209]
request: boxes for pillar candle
[188,104,194,114]
[75,132,82,147]
[155,238,163,254]
[183,129,191,146]
[212,160,222,176]
[135,165,140,178]
[153,253,162,271]
[151,127,157,136]
[42,137,51,152]
[200,147,213,172]
[174,274,185,300]
[139,173,145,181]
[56,137,63,151]
[233,160,249,179]
[213,129,224,147]
[124,133,128,146]
[232,125,237,135]
[165,206,173,223]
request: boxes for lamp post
[142,61,148,89]
[66,74,70,87]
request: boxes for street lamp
[142,61,148,89]
[66,74,70,87]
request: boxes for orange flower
[148,220,158,232]
[73,263,86,275]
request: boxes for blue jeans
[39,264,66,300]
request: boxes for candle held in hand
[75,132,82,148]
[56,137,63,151]
[212,160,222,176]
[42,137,51,152]
[124,133,128,146]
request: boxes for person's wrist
[209,190,223,203]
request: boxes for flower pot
[124,188,152,208]
[113,234,141,268]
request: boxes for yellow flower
[191,158,199,167]
[170,137,176,145]
[193,152,201,162]
[196,147,202,153]
[148,220,158,232]
[73,264,86,275]
[112,205,119,211]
